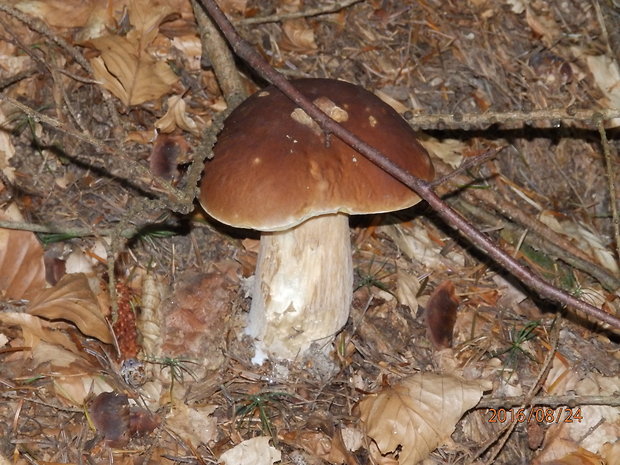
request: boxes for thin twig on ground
[236,0,363,25]
[191,0,246,108]
[596,119,620,264]
[199,0,620,330]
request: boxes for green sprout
[490,320,541,378]
[354,257,396,298]
[145,356,199,398]
[235,391,292,442]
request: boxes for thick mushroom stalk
[248,214,352,362]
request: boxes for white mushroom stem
[246,213,353,363]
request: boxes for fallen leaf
[15,0,100,28]
[280,18,317,52]
[166,403,217,447]
[425,281,459,349]
[155,95,199,135]
[90,37,178,106]
[0,312,78,353]
[0,216,46,300]
[30,341,114,405]
[358,373,490,465]
[27,273,113,344]
[219,436,281,465]
[586,55,620,127]
[148,133,188,180]
[88,0,178,106]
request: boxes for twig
[0,67,39,91]
[191,0,246,108]
[199,0,620,330]
[430,146,503,188]
[405,107,620,130]
[0,220,137,238]
[596,118,620,265]
[236,0,364,25]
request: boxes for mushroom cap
[200,78,434,231]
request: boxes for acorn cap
[200,78,434,231]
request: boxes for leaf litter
[0,0,619,464]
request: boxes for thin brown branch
[191,0,246,108]
[430,146,503,188]
[236,0,363,25]
[199,0,620,330]
[406,107,620,130]
[596,119,620,265]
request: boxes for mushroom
[199,78,434,363]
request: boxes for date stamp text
[487,407,583,424]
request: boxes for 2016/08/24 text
[487,407,583,424]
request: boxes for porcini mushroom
[200,78,434,363]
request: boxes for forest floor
[0,0,619,464]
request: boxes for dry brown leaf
[31,341,113,405]
[27,273,113,344]
[88,0,178,106]
[525,6,562,47]
[537,448,606,465]
[15,0,100,28]
[90,37,178,106]
[280,19,317,52]
[166,403,218,447]
[585,55,620,127]
[358,373,490,465]
[425,281,459,349]
[0,218,46,300]
[0,312,78,353]
[155,95,199,135]
[219,437,281,465]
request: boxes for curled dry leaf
[219,436,281,465]
[280,19,317,52]
[0,218,46,300]
[358,373,491,465]
[155,95,199,135]
[27,273,113,344]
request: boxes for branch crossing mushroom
[200,78,434,364]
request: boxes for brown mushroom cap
[200,78,434,231]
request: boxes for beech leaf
[0,220,46,300]
[219,436,281,465]
[27,273,113,344]
[358,373,490,465]
[88,0,178,106]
